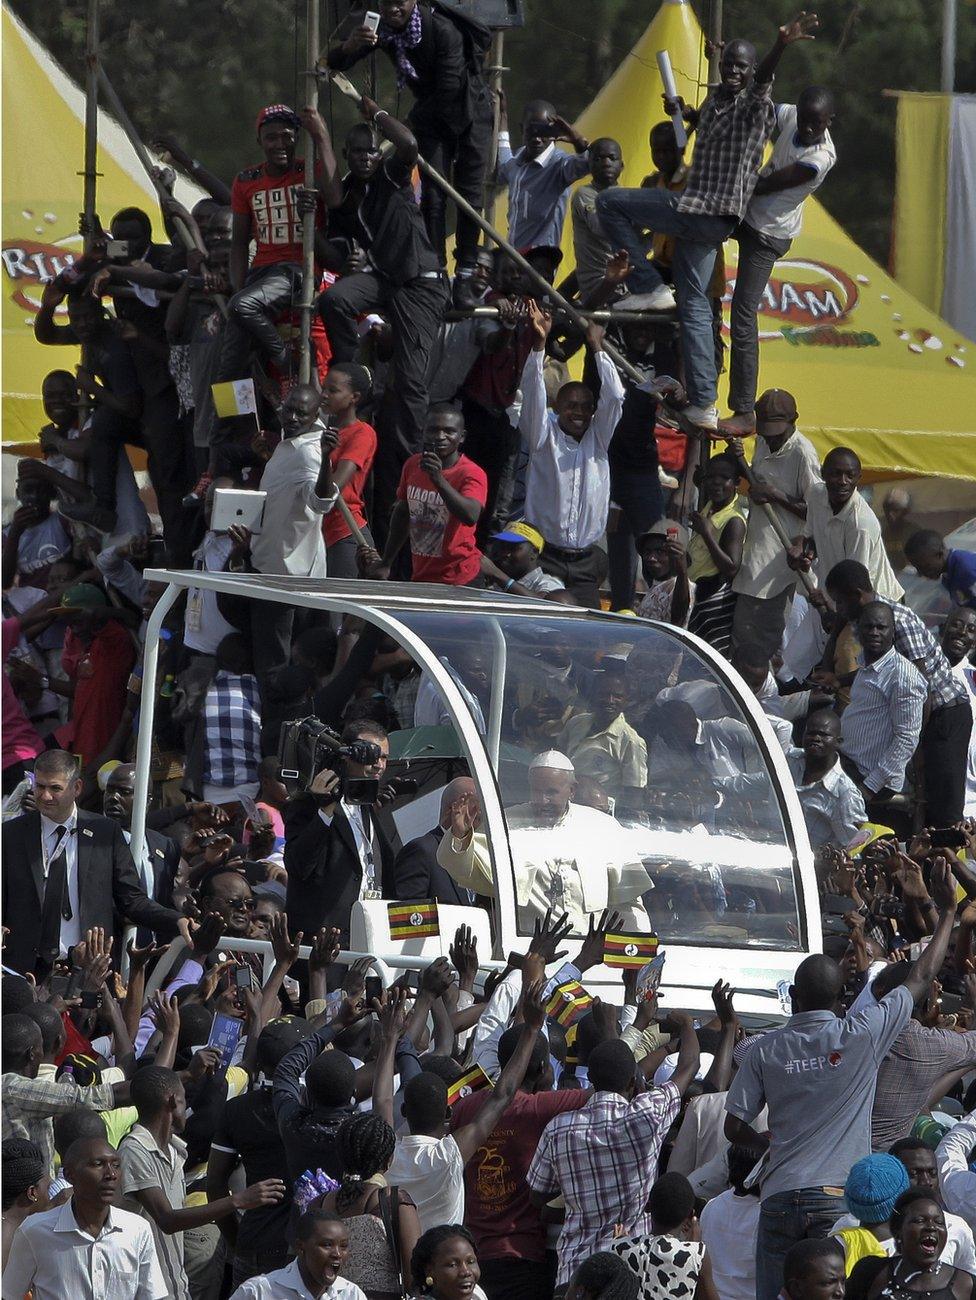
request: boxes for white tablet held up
[211,488,267,535]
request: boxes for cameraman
[283,720,395,949]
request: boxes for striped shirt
[841,646,926,793]
[203,670,262,788]
[677,80,777,219]
[880,597,968,710]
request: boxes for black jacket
[393,825,471,906]
[283,796,395,944]
[329,4,489,136]
[1,809,182,975]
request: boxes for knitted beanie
[845,1153,910,1224]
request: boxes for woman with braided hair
[313,1112,421,1300]
[567,1253,641,1300]
[1,1137,52,1270]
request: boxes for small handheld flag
[387,900,439,940]
[211,378,259,421]
[447,1063,493,1106]
[545,978,593,1028]
[604,932,659,969]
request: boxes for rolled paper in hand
[656,49,688,148]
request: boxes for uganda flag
[387,900,439,940]
[447,1063,494,1106]
[603,931,659,969]
[545,979,593,1028]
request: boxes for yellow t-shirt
[687,498,747,583]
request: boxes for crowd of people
[4,0,976,1297]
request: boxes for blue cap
[845,1154,909,1224]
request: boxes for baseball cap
[60,583,107,610]
[638,519,689,549]
[255,104,301,136]
[490,520,545,552]
[755,388,798,434]
[252,880,287,905]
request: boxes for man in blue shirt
[905,529,976,610]
[497,95,591,249]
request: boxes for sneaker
[182,471,214,509]
[657,466,680,490]
[681,403,719,431]
[718,411,757,436]
[618,285,677,312]
[59,500,117,532]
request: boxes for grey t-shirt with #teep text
[725,986,914,1199]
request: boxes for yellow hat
[490,520,546,553]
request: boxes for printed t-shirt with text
[231,160,323,268]
[397,454,488,586]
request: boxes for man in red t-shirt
[218,103,338,382]
[361,404,487,586]
[451,1019,589,1300]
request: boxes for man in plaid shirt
[526,1011,700,1291]
[597,12,818,431]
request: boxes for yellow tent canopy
[1,4,203,445]
[522,0,975,481]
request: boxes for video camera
[277,716,382,804]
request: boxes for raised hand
[80,927,112,991]
[576,909,624,973]
[779,11,819,43]
[309,926,342,973]
[521,978,547,1032]
[711,980,736,1026]
[150,990,181,1040]
[420,955,455,999]
[375,984,411,1040]
[526,298,553,349]
[269,912,303,968]
[528,908,572,966]
[449,925,479,989]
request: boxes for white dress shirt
[937,1112,976,1232]
[1,1200,168,1300]
[841,646,927,793]
[787,749,867,849]
[39,809,81,954]
[951,657,976,816]
[250,429,338,577]
[804,483,904,601]
[519,349,625,551]
[229,1262,368,1300]
[319,801,378,897]
[733,432,822,600]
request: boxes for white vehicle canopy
[135,573,821,1021]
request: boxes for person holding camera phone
[283,720,395,947]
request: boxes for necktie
[37,825,71,968]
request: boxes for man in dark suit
[283,721,396,945]
[102,763,183,909]
[393,776,477,905]
[1,750,183,977]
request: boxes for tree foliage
[11,0,975,262]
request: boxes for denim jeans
[756,1188,847,1300]
[728,224,791,414]
[596,188,735,407]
